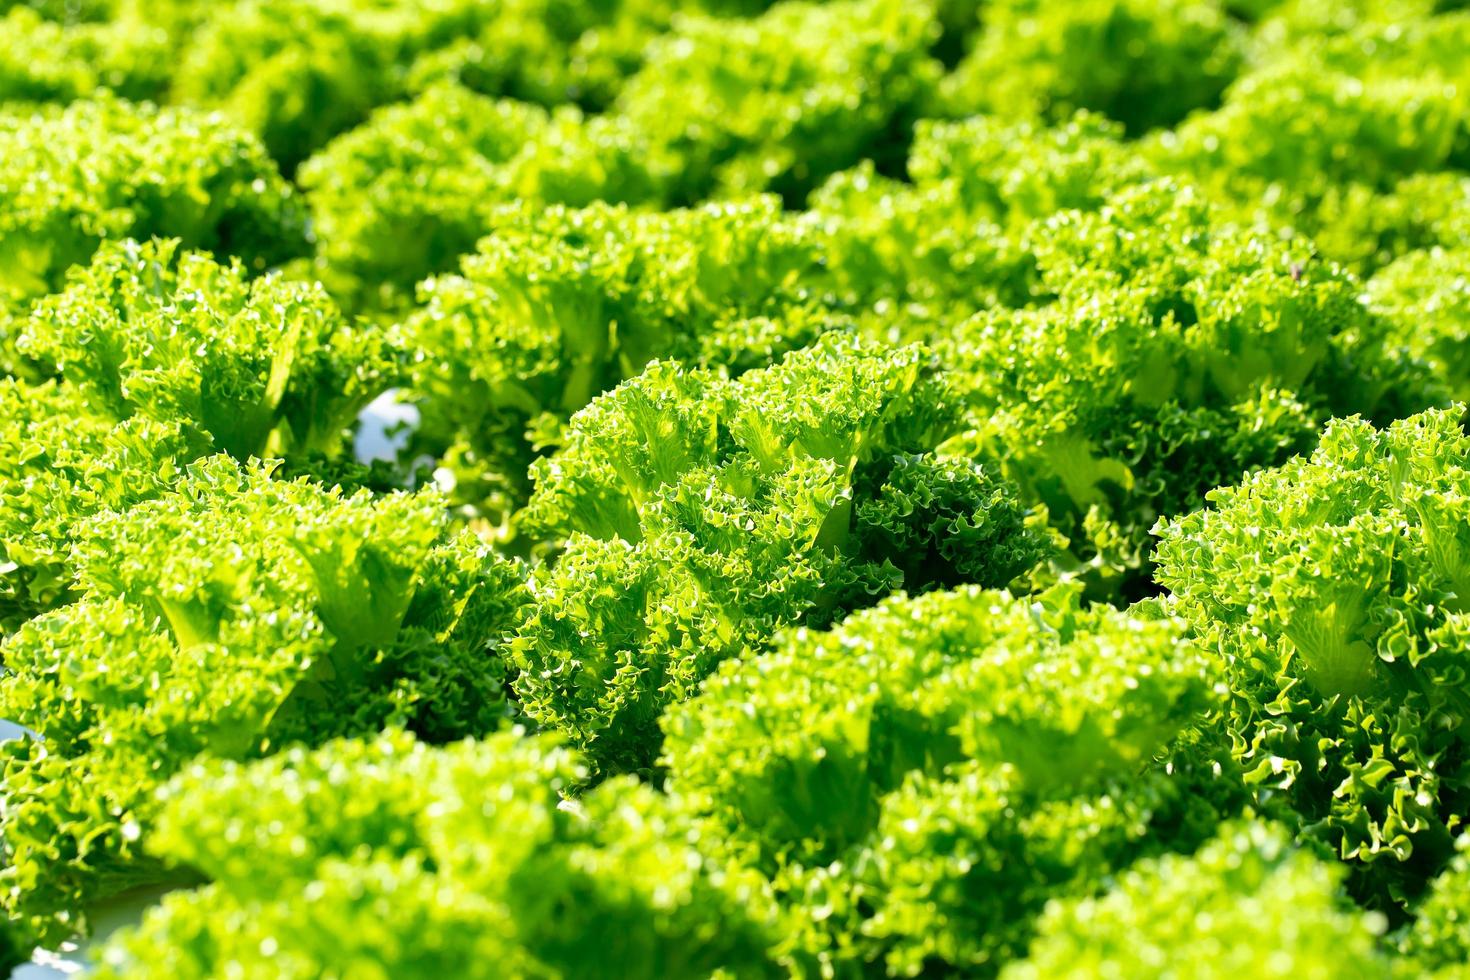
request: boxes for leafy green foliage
[853,453,1044,592]
[169,0,790,172]
[0,378,193,630]
[22,238,402,458]
[93,731,779,979]
[0,458,526,941]
[0,6,169,103]
[1370,248,1470,402]
[1400,837,1470,976]
[1246,0,1445,49]
[662,584,1224,975]
[613,0,943,204]
[0,931,22,976]
[0,96,306,304]
[172,0,611,171]
[0,238,401,630]
[299,82,660,310]
[940,0,1244,134]
[407,196,835,517]
[398,0,713,111]
[1149,15,1470,272]
[7,0,1470,972]
[171,0,404,170]
[1003,821,1391,979]
[1157,408,1470,911]
[810,112,1155,316]
[1293,172,1470,277]
[0,0,122,21]
[513,335,1045,772]
[943,180,1424,598]
[1161,17,1470,190]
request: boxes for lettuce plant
[0,6,169,103]
[299,82,660,310]
[940,0,1244,134]
[22,238,402,459]
[1400,837,1470,976]
[943,180,1426,598]
[5,1,1470,972]
[809,112,1154,317]
[93,731,779,979]
[0,458,526,941]
[1003,821,1391,980]
[1369,247,1470,402]
[612,0,943,204]
[0,378,194,630]
[0,96,306,304]
[1157,407,1470,910]
[407,196,836,517]
[1284,172,1470,278]
[1148,16,1470,270]
[0,239,403,627]
[513,335,1045,772]
[170,0,624,171]
[662,584,1223,975]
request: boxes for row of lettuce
[10,397,1470,975]
[7,103,1463,589]
[5,0,1470,311]
[0,0,1250,175]
[2,0,1470,975]
[3,215,1470,972]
